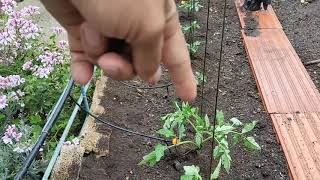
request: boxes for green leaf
[28,115,42,125]
[216,111,224,126]
[204,115,211,129]
[184,165,200,176]
[0,114,5,122]
[244,137,261,151]
[232,134,242,145]
[157,129,175,138]
[139,144,167,167]
[155,144,167,161]
[213,145,225,159]
[215,125,234,134]
[211,159,222,180]
[242,121,257,134]
[180,175,193,180]
[32,125,42,141]
[230,118,242,126]
[222,153,231,173]
[11,118,21,125]
[181,165,202,180]
[179,124,186,140]
[195,133,202,147]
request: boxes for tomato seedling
[179,0,203,12]
[139,102,261,179]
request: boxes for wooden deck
[235,0,320,179]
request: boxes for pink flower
[22,61,33,70]
[33,66,53,78]
[52,27,63,35]
[0,95,8,109]
[0,75,25,89]
[63,141,72,146]
[2,135,12,144]
[20,5,40,16]
[0,28,16,46]
[7,17,23,27]
[2,125,23,144]
[19,20,40,39]
[1,0,17,15]
[58,40,68,49]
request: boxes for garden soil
[79,0,319,179]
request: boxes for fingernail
[148,67,162,86]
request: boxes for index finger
[162,14,197,101]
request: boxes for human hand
[41,0,197,101]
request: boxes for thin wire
[208,0,228,178]
[69,95,171,144]
[200,0,211,116]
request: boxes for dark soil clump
[244,14,260,36]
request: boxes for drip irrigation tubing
[68,95,172,144]
[120,81,173,90]
[14,80,75,180]
[208,0,228,178]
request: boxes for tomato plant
[139,102,261,179]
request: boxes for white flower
[13,147,25,153]
[2,135,12,144]
[72,137,80,145]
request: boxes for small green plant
[179,0,203,12]
[181,165,202,180]
[182,21,201,34]
[139,102,261,179]
[195,71,207,85]
[187,41,201,55]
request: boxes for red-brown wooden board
[241,29,320,114]
[235,1,320,179]
[271,113,320,180]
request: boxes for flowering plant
[0,0,74,178]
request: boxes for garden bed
[78,0,291,179]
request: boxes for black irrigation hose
[208,0,227,178]
[120,81,173,90]
[14,80,75,180]
[68,95,172,144]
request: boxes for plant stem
[187,119,197,132]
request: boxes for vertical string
[208,0,228,178]
[200,0,211,116]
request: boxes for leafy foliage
[181,165,202,180]
[187,41,201,56]
[139,102,261,179]
[179,0,203,12]
[182,21,201,34]
[195,71,207,85]
[0,1,96,178]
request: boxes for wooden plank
[235,1,320,179]
[235,0,282,29]
[271,113,320,180]
[241,29,320,114]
